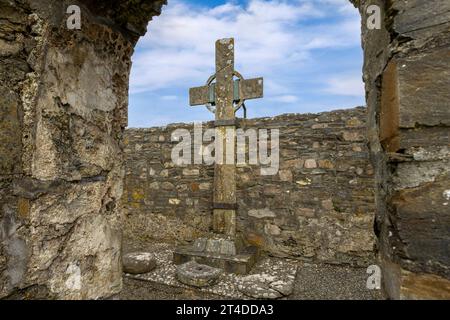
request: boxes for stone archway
[0,0,166,299]
[1,0,449,300]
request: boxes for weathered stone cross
[189,38,263,238]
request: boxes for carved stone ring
[205,70,246,114]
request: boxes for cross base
[173,237,260,275]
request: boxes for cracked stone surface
[123,252,157,274]
[237,273,294,299]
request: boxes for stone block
[263,185,281,196]
[401,271,450,300]
[321,199,334,211]
[295,207,315,218]
[342,131,364,142]
[245,233,265,248]
[264,224,281,236]
[173,245,259,275]
[169,198,181,205]
[346,117,363,128]
[0,87,22,175]
[382,259,450,300]
[399,127,449,149]
[296,178,312,186]
[390,174,450,276]
[282,159,304,169]
[381,50,450,151]
[391,0,450,39]
[161,182,174,190]
[183,168,200,176]
[190,182,199,192]
[193,237,238,256]
[176,261,221,288]
[318,160,334,169]
[123,252,157,274]
[304,159,317,169]
[248,208,276,219]
[199,182,211,190]
[279,170,293,182]
[237,273,294,299]
[312,123,327,129]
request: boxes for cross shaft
[188,38,263,238]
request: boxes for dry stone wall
[123,107,377,266]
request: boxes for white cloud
[161,95,178,101]
[270,95,299,103]
[130,0,362,102]
[324,73,364,96]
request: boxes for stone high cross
[189,38,264,237]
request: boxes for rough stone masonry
[123,108,376,267]
[1,0,449,300]
[351,0,450,299]
[0,0,166,299]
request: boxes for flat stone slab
[123,252,157,274]
[173,236,259,275]
[173,245,258,275]
[237,274,294,299]
[192,237,240,255]
[124,243,298,299]
[176,261,222,288]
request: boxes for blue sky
[128,0,364,127]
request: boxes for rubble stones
[125,244,298,299]
[123,252,157,274]
[237,274,282,299]
[237,273,294,299]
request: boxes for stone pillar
[0,0,165,299]
[351,0,450,299]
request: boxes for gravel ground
[119,278,226,300]
[292,262,384,300]
[119,262,384,300]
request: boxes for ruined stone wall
[351,0,450,299]
[123,107,377,266]
[2,0,447,301]
[0,0,165,299]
